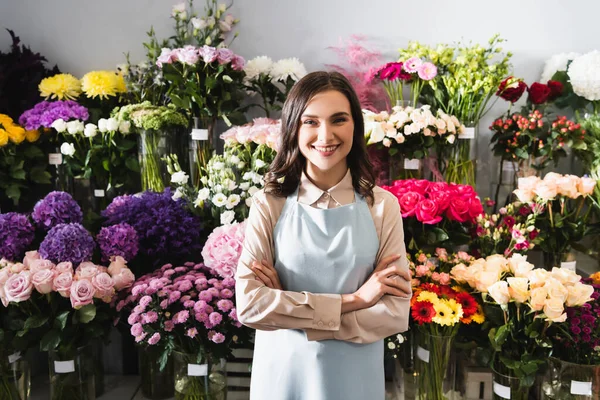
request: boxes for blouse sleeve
[305,190,412,343]
[235,192,343,332]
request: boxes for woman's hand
[251,260,283,290]
[342,254,411,313]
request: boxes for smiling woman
[235,71,413,400]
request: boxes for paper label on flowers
[8,352,21,363]
[403,159,420,170]
[188,363,208,376]
[94,190,105,198]
[459,127,475,140]
[48,153,63,165]
[561,261,576,271]
[493,382,511,399]
[191,129,209,141]
[54,360,75,373]
[571,380,592,395]
[416,346,429,363]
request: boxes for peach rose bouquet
[451,253,594,394]
[513,173,597,268]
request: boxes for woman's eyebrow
[301,111,351,118]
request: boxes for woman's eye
[303,120,316,125]
[333,118,347,124]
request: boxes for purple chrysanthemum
[19,100,89,130]
[32,191,83,230]
[101,190,202,266]
[39,223,95,265]
[0,213,35,261]
[97,223,139,263]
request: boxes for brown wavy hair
[264,71,376,205]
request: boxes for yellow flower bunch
[0,114,38,147]
[81,70,127,99]
[39,73,82,100]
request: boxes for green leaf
[40,330,61,351]
[102,159,110,171]
[78,304,97,324]
[23,145,44,159]
[125,157,140,172]
[24,315,49,330]
[54,311,70,331]
[514,147,529,159]
[10,170,26,180]
[495,324,509,346]
[6,185,21,203]
[29,167,52,184]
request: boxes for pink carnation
[210,331,225,344]
[217,299,234,312]
[209,312,223,326]
[186,328,198,338]
[148,332,161,345]
[130,322,144,337]
[142,311,159,324]
[173,310,189,324]
[128,313,141,325]
[164,320,175,332]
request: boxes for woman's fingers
[378,264,411,281]
[252,264,275,288]
[254,262,282,290]
[374,254,402,273]
[383,276,412,297]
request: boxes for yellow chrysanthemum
[0,129,8,146]
[417,291,440,305]
[433,299,462,326]
[7,124,26,144]
[115,73,127,93]
[81,70,119,99]
[39,73,82,100]
[25,129,41,143]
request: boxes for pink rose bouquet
[118,262,251,370]
[383,179,483,253]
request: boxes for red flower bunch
[496,77,563,104]
[376,62,412,82]
[383,179,483,224]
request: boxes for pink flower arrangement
[514,173,596,203]
[220,118,281,150]
[373,57,438,107]
[119,262,251,362]
[383,179,483,225]
[156,45,245,70]
[201,221,246,279]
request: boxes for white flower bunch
[568,50,600,101]
[540,52,580,83]
[244,56,307,84]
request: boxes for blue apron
[250,188,383,400]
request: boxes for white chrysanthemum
[244,56,273,81]
[271,58,307,82]
[568,51,600,101]
[541,52,580,82]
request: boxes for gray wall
[1,0,598,197]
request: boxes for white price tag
[416,346,430,363]
[94,190,105,198]
[403,159,420,170]
[48,153,63,165]
[54,360,75,373]
[493,382,511,399]
[571,380,592,396]
[561,261,577,272]
[459,127,475,139]
[187,363,208,376]
[8,352,21,363]
[191,129,209,141]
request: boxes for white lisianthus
[197,188,210,201]
[212,161,225,171]
[207,16,216,28]
[226,194,241,209]
[213,184,223,193]
[171,171,189,185]
[60,142,76,156]
[212,193,227,207]
[200,176,208,185]
[271,58,307,82]
[218,3,227,12]
[229,155,240,164]
[84,123,98,138]
[51,119,67,133]
[171,2,186,16]
[568,51,600,101]
[220,210,235,225]
[223,179,237,191]
[245,198,252,207]
[191,17,207,30]
[172,187,184,200]
[219,21,232,32]
[97,118,108,133]
[106,118,119,132]
[240,182,250,191]
[244,56,273,81]
[118,121,131,134]
[237,162,245,169]
[66,120,84,135]
[541,52,581,82]
[255,159,266,169]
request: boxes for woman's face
[297,90,354,178]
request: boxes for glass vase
[189,116,216,188]
[415,330,458,400]
[0,351,30,400]
[542,251,576,271]
[446,124,477,187]
[492,364,533,400]
[48,344,95,400]
[139,347,175,400]
[541,357,600,399]
[138,128,188,192]
[173,351,227,400]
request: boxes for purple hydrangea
[0,213,35,261]
[97,223,139,263]
[39,223,95,265]
[101,190,203,266]
[32,191,83,230]
[19,100,89,130]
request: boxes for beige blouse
[235,169,411,344]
